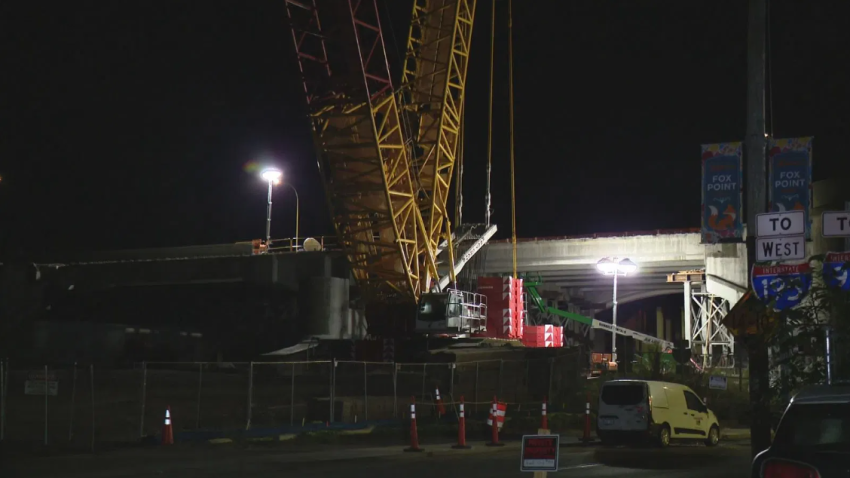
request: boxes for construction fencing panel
[1,363,99,450]
[0,353,586,448]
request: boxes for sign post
[521,434,559,476]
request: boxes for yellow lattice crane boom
[400,0,477,288]
[285,0,438,302]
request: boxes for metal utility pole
[744,0,772,459]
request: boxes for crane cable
[484,0,495,229]
[508,0,517,279]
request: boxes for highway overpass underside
[1,248,354,362]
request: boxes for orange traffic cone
[404,397,423,452]
[435,388,445,417]
[161,407,174,445]
[583,392,592,443]
[541,396,548,430]
[452,395,471,449]
[486,397,504,447]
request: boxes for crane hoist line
[285,0,498,335]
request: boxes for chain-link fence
[0,353,585,448]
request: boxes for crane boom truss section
[285,0,437,301]
[400,0,477,273]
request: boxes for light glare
[261,168,283,184]
[596,258,617,274]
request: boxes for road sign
[823,211,850,237]
[756,210,805,237]
[756,235,806,262]
[709,375,728,390]
[25,381,58,396]
[520,434,559,473]
[752,263,813,311]
[823,252,850,292]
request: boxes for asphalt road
[3,440,753,478]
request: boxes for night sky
[3,1,849,260]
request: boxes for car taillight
[763,460,820,478]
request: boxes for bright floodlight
[596,258,617,274]
[618,258,637,274]
[261,168,283,184]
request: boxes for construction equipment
[284,0,495,335]
[523,280,675,352]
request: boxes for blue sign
[823,252,850,292]
[768,137,813,240]
[701,142,744,244]
[752,263,813,311]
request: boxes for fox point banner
[769,137,813,240]
[701,142,744,244]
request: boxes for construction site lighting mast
[597,257,638,363]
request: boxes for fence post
[420,363,426,402]
[329,360,337,423]
[69,362,78,441]
[474,361,479,415]
[44,364,49,446]
[246,362,254,430]
[363,361,368,422]
[392,362,398,419]
[449,363,455,398]
[196,363,203,429]
[497,360,503,398]
[0,359,5,441]
[288,363,295,426]
[90,364,95,452]
[139,362,147,438]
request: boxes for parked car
[752,382,850,478]
[597,379,720,447]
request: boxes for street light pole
[612,268,619,361]
[597,257,637,366]
[265,179,274,246]
[260,168,283,249]
[284,183,300,251]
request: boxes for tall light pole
[261,168,282,247]
[596,257,638,364]
[283,182,300,250]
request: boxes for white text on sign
[822,211,850,237]
[756,235,805,262]
[756,210,805,237]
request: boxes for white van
[596,379,720,447]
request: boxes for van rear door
[598,382,649,432]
